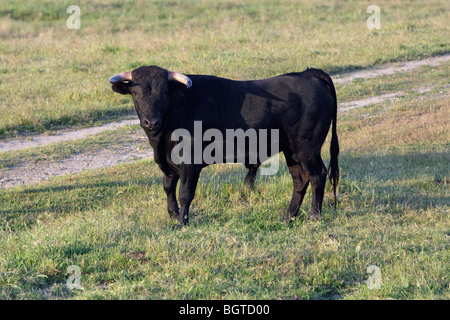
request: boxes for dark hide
[111,65,339,226]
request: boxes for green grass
[0,0,449,300]
[0,0,449,136]
[0,90,448,299]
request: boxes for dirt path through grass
[339,85,450,113]
[1,54,449,188]
[333,53,450,84]
[0,147,152,188]
[0,119,139,153]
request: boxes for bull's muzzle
[142,118,161,130]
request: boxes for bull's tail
[328,77,340,209]
[309,69,340,208]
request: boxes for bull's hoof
[244,179,255,189]
[172,215,189,229]
[173,222,184,230]
[307,211,321,221]
[173,221,189,229]
[284,215,297,223]
[168,210,179,219]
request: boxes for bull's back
[181,71,334,134]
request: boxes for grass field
[0,0,449,300]
[0,0,449,137]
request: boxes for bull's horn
[109,71,132,83]
[168,71,192,88]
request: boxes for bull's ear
[111,82,131,95]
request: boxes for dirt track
[1,54,449,188]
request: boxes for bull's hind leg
[284,151,310,221]
[299,153,327,220]
[244,163,261,188]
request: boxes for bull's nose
[142,118,161,130]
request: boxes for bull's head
[110,66,191,131]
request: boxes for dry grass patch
[340,94,449,154]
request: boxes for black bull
[110,66,339,226]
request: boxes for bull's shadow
[0,158,290,231]
[338,150,448,212]
[3,148,444,232]
[194,150,448,221]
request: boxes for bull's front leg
[176,165,202,227]
[163,173,179,219]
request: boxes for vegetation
[0,0,448,299]
[0,0,448,136]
